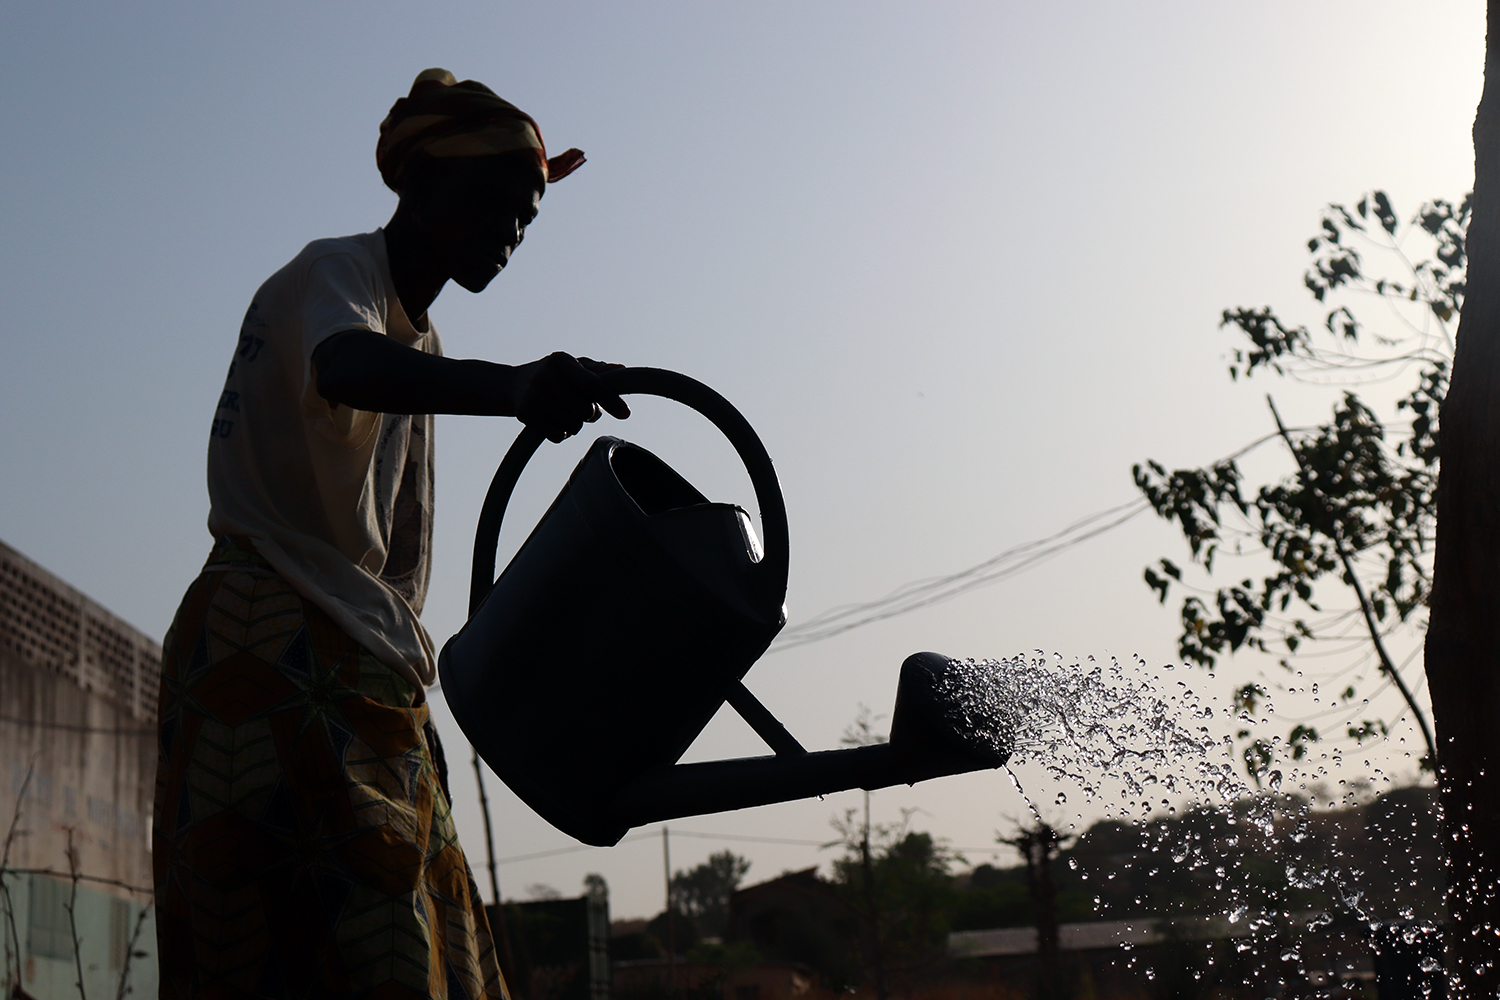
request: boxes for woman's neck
[383,205,447,325]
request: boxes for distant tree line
[609,784,1440,999]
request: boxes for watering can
[438,368,1009,847]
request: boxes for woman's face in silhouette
[407,155,545,293]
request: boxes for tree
[1131,0,1500,974]
[1424,2,1500,990]
[669,851,751,939]
[828,813,960,994]
[998,821,1075,1000]
[1134,188,1464,780]
[583,873,608,900]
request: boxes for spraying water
[936,653,1238,805]
[930,653,1444,994]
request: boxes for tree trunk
[1424,1,1500,992]
[1004,825,1067,1000]
[1027,839,1063,1000]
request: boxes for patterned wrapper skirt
[152,537,508,1000]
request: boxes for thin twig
[0,871,13,997]
[1267,394,1441,767]
[64,828,88,1000]
[114,906,149,1000]
[1,757,37,995]
[1,759,36,876]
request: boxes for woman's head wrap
[376,68,586,195]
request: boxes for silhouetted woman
[152,69,626,1000]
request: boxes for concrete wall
[2,874,156,999]
[1,539,160,999]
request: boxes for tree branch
[1267,395,1439,766]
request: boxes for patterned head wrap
[376,68,586,195]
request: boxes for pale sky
[0,1,1483,918]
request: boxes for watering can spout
[611,652,1010,834]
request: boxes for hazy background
[0,1,1482,918]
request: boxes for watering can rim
[464,367,791,620]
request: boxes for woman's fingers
[553,353,630,419]
[519,353,631,442]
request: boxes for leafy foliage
[830,823,961,980]
[1058,785,1444,925]
[705,794,1440,995]
[1135,191,1466,779]
[671,850,752,939]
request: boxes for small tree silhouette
[999,819,1075,1000]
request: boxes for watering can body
[440,369,1008,848]
[440,433,784,846]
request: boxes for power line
[770,500,1150,651]
[674,829,1009,854]
[490,827,1013,868]
[491,834,656,866]
[669,830,828,846]
[1,866,153,896]
[766,429,1299,652]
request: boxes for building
[488,892,611,1000]
[726,867,854,984]
[949,914,1378,996]
[1,538,159,999]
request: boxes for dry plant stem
[1,759,37,993]
[64,828,87,1000]
[114,906,149,1000]
[0,874,13,996]
[1266,395,1441,767]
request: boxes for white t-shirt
[207,229,440,689]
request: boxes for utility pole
[860,789,887,1000]
[472,750,501,904]
[663,825,676,991]
[472,749,519,997]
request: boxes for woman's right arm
[312,330,629,442]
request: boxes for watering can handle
[468,367,791,618]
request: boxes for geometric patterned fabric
[153,537,509,1000]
